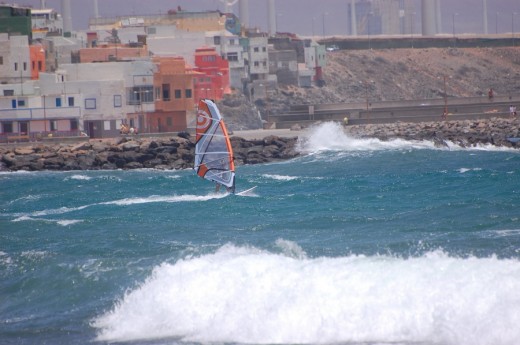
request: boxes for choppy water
[2,122,520,345]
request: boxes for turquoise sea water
[2,122,520,345]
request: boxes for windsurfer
[215,183,234,193]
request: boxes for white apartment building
[207,33,246,90]
[0,60,156,140]
[247,35,269,78]
[0,34,31,85]
[31,8,64,39]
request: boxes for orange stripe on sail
[197,164,209,179]
[196,100,212,143]
[220,120,235,172]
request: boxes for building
[31,8,63,39]
[246,34,269,80]
[0,5,32,41]
[0,34,32,85]
[78,42,148,63]
[144,56,195,133]
[192,47,230,101]
[88,10,226,33]
[208,33,246,90]
[268,48,298,86]
[304,40,326,85]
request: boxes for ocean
[1,122,520,345]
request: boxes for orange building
[144,56,195,132]
[29,45,46,79]
[193,47,230,101]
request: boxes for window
[14,62,18,71]
[50,120,57,131]
[113,95,121,107]
[155,87,161,100]
[4,90,14,96]
[254,61,259,67]
[68,97,74,107]
[2,122,13,133]
[17,100,25,107]
[262,47,266,52]
[85,98,96,109]
[55,97,62,107]
[38,61,42,71]
[167,117,172,126]
[214,36,221,45]
[70,119,78,130]
[185,89,192,98]
[174,89,182,99]
[162,84,170,101]
[254,47,259,52]
[23,62,27,71]
[0,56,3,65]
[227,52,238,62]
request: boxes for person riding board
[215,183,235,193]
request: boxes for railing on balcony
[0,106,81,121]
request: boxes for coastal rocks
[344,117,520,148]
[0,133,300,172]
[1,118,519,172]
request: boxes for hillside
[219,47,520,130]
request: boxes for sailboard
[194,99,236,193]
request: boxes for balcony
[0,106,82,121]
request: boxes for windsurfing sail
[194,99,235,193]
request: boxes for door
[19,122,29,135]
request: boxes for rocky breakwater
[0,133,300,172]
[344,117,520,148]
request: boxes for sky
[16,0,520,36]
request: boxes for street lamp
[368,12,373,49]
[496,12,499,34]
[452,13,458,47]
[410,12,416,48]
[322,12,328,36]
[513,12,518,46]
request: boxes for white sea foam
[12,215,83,226]
[262,174,300,181]
[94,244,520,345]
[67,174,92,181]
[0,251,13,266]
[56,219,83,226]
[102,194,226,206]
[26,205,90,217]
[298,122,520,153]
[458,167,483,173]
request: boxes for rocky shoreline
[0,132,300,172]
[1,118,519,172]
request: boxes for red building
[192,47,230,101]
